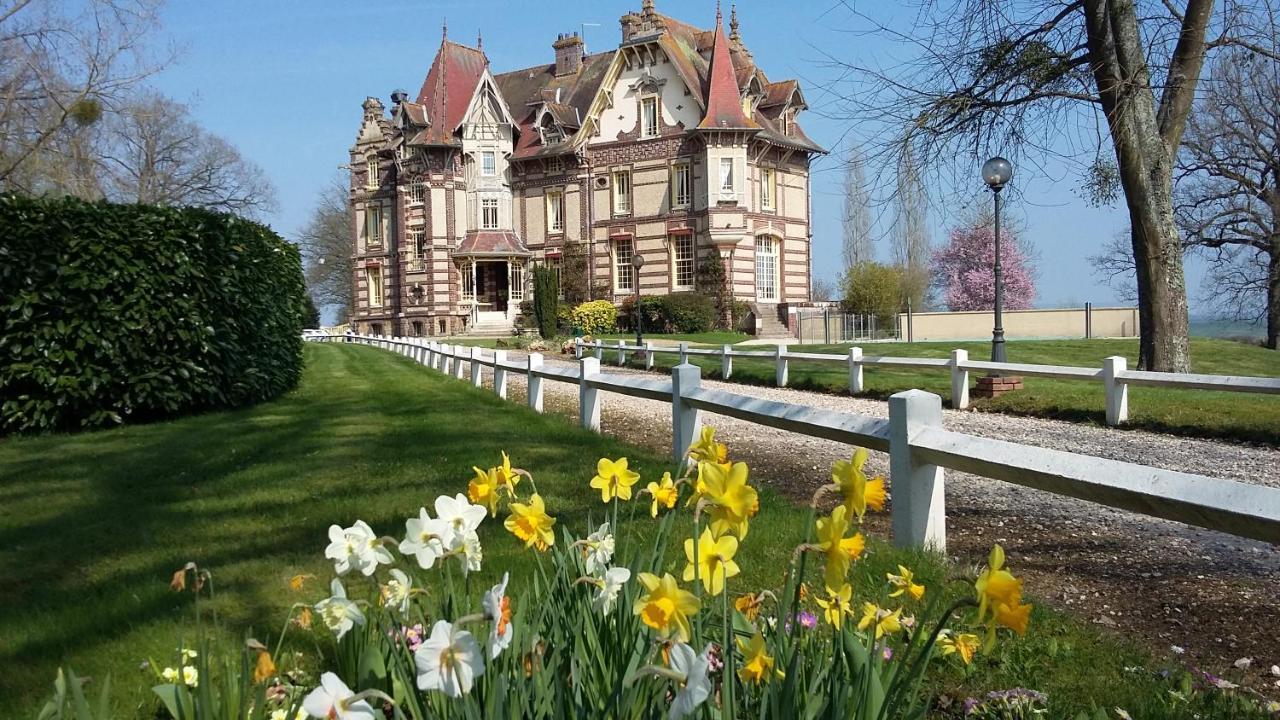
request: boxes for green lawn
[597,330,752,345]
[0,343,1252,717]
[619,337,1280,444]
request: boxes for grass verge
[0,343,1258,717]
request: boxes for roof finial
[477,29,482,49]
[715,0,722,24]
[729,4,740,42]
[442,18,447,40]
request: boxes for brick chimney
[553,32,584,76]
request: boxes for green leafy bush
[0,195,305,434]
[841,262,906,330]
[571,300,618,336]
[531,266,559,339]
[643,292,718,333]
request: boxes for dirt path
[453,349,1280,689]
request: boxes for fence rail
[309,334,1280,550]
[571,338,1280,427]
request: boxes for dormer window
[481,151,496,176]
[365,157,379,189]
[641,96,659,137]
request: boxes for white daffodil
[269,709,308,720]
[382,569,412,613]
[593,566,631,616]
[302,672,376,720]
[482,572,513,659]
[399,507,449,570]
[434,494,487,540]
[180,647,198,661]
[583,523,615,576]
[325,520,384,576]
[449,530,483,575]
[667,642,713,720]
[315,579,366,640]
[415,620,485,698]
[161,667,179,683]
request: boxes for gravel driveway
[446,347,1280,687]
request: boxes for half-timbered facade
[349,1,824,336]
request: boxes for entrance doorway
[475,261,509,313]
[755,236,778,302]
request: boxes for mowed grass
[619,337,1280,444]
[0,343,1224,717]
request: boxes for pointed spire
[697,3,755,131]
[729,4,741,44]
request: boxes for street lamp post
[981,156,1013,364]
[632,253,646,346]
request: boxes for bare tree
[298,180,355,322]
[823,0,1278,371]
[96,93,277,217]
[841,145,874,271]
[892,151,931,310]
[1176,47,1280,349]
[0,0,168,192]
[1088,228,1139,303]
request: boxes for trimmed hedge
[0,195,306,434]
[644,292,718,333]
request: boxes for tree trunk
[1268,238,1279,350]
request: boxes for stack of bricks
[973,375,1024,399]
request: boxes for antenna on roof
[580,22,601,55]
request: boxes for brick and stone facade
[349,2,824,336]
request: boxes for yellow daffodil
[886,565,925,601]
[937,630,980,664]
[857,602,903,639]
[687,426,729,465]
[813,505,866,589]
[974,544,1033,648]
[734,591,766,622]
[590,457,641,503]
[698,461,757,539]
[494,451,519,497]
[633,572,700,642]
[252,649,276,684]
[737,631,782,684]
[468,466,501,514]
[504,493,556,551]
[832,448,887,521]
[682,527,740,596]
[647,472,679,517]
[816,583,854,628]
[288,574,313,592]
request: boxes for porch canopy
[455,230,532,258]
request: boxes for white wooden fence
[309,334,1280,550]
[572,338,1280,427]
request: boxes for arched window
[754,235,780,302]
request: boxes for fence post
[848,346,864,394]
[527,353,544,413]
[594,340,604,361]
[678,342,688,365]
[617,339,627,366]
[645,341,655,369]
[453,346,465,379]
[950,349,970,410]
[775,344,789,387]
[574,338,584,359]
[471,347,483,387]
[671,362,703,464]
[721,345,733,379]
[1102,356,1129,426]
[493,350,508,399]
[440,344,451,374]
[426,341,436,369]
[579,357,601,432]
[888,390,947,551]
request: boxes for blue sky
[149,0,1214,312]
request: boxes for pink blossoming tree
[932,224,1036,311]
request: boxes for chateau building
[348,1,824,336]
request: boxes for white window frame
[640,95,659,138]
[719,158,735,199]
[410,183,425,204]
[613,237,635,293]
[409,229,426,258]
[366,266,383,307]
[461,260,475,301]
[760,167,776,212]
[754,235,779,302]
[481,151,496,176]
[612,169,631,216]
[546,156,564,173]
[480,198,499,230]
[545,188,564,233]
[365,157,379,189]
[365,204,383,246]
[671,162,691,209]
[671,233,695,290]
[509,262,525,302]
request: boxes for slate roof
[494,51,614,159]
[413,40,488,147]
[697,10,756,130]
[455,230,532,257]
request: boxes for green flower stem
[693,508,703,643]
[722,578,736,718]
